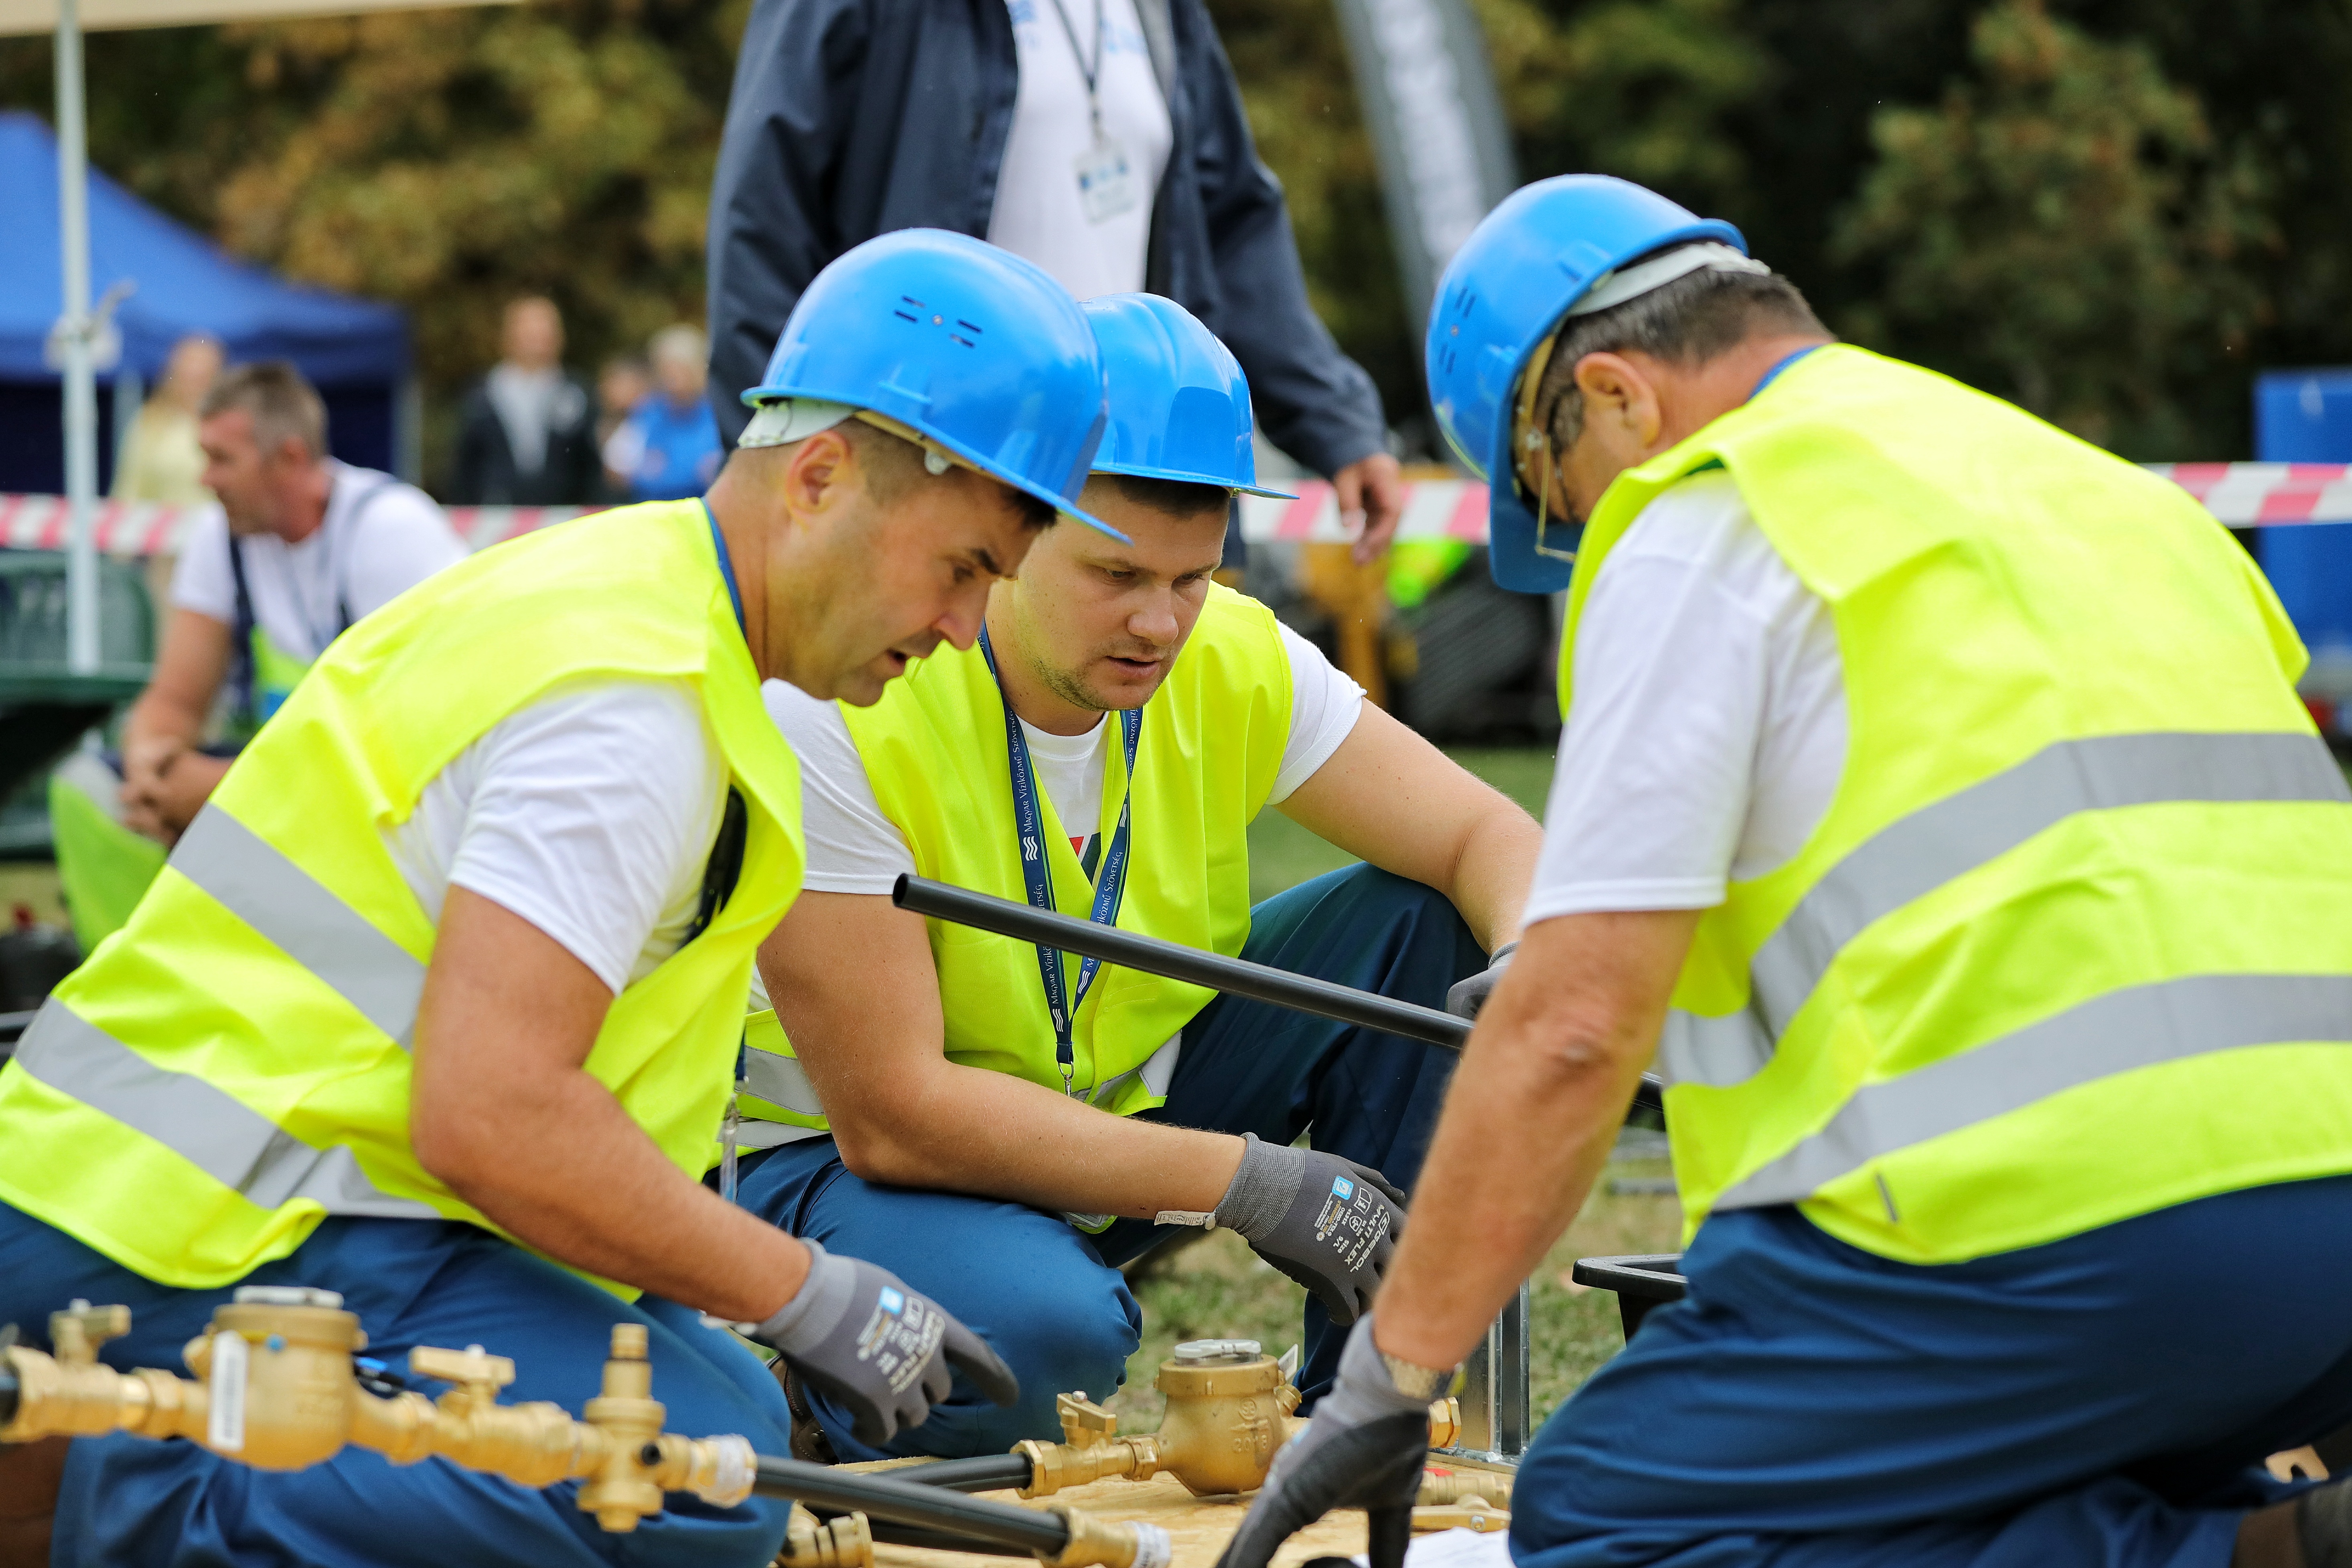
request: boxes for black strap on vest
[227,476,399,724]
[683,787,749,946]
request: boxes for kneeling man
[741,295,1542,1460]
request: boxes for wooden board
[849,1460,1516,1568]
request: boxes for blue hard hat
[1426,175,1745,593]
[1081,294,1295,500]
[744,229,1121,539]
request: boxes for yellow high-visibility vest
[738,585,1292,1141]
[0,501,805,1288]
[1561,345,2352,1265]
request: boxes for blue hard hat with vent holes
[1426,175,1744,594]
[745,229,1120,539]
[1081,294,1294,500]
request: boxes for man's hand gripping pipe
[891,874,1665,1117]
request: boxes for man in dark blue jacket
[706,0,1405,559]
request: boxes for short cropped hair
[1102,474,1233,522]
[200,361,327,459]
[1531,258,1828,452]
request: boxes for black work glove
[1214,1133,1403,1326]
[1215,1317,1437,1568]
[1444,940,1518,1021]
[750,1240,1020,1448]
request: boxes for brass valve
[1016,1339,1459,1501]
[0,1290,754,1532]
[1417,1467,1511,1507]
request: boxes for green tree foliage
[0,0,740,473]
[6,0,2352,470]
[1829,0,2273,455]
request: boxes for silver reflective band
[1714,971,2352,1211]
[743,1044,825,1118]
[171,806,428,1050]
[1680,731,2350,1091]
[1658,1005,1773,1090]
[1087,1032,1183,1109]
[12,1001,436,1218]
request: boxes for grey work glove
[1215,1317,1437,1568]
[1216,1133,1403,1327]
[750,1239,1020,1448]
[1444,940,1518,1021]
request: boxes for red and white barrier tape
[6,463,2349,557]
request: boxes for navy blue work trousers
[0,1209,796,1568]
[735,862,1480,1461]
[1515,1175,2352,1568]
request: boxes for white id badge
[1074,135,1140,224]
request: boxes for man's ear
[781,427,855,519]
[1572,352,1663,449]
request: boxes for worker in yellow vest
[1220,176,2352,1568]
[0,229,1122,1568]
[738,293,1543,1462]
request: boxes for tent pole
[55,0,100,674]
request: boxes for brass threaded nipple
[610,1324,649,1360]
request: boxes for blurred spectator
[605,325,721,502]
[53,362,469,951]
[708,0,1405,560]
[449,296,603,504]
[112,334,224,504]
[596,355,651,497]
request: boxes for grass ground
[1112,745,1684,1434]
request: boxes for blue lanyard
[700,499,747,634]
[978,623,1142,1096]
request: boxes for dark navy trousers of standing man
[733,862,1482,1461]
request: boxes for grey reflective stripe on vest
[1087,1031,1184,1109]
[1714,972,2352,1211]
[744,1044,825,1119]
[12,1001,436,1218]
[1663,732,2350,1091]
[171,806,428,1049]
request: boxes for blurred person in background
[707,0,1406,564]
[49,362,466,952]
[607,324,723,502]
[110,334,224,505]
[597,353,652,498]
[450,295,604,504]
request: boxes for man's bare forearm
[1370,909,1698,1369]
[434,1064,810,1321]
[841,1059,1246,1221]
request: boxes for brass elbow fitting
[779,1505,875,1568]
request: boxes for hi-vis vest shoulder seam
[738,585,1293,1134]
[0,501,806,1289]
[1559,344,2352,1265]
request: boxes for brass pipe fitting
[779,1504,876,1568]
[1411,1500,1509,1534]
[0,1292,754,1532]
[1417,1467,1511,1507]
[1016,1341,1457,1501]
[1038,1503,1174,1568]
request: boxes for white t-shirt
[769,622,1365,894]
[988,0,1174,302]
[383,681,728,994]
[1523,471,1847,922]
[170,462,468,662]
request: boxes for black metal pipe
[750,1454,1068,1556]
[893,874,1666,1117]
[868,1520,1033,1557]
[886,1452,1036,1494]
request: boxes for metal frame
[1433,1284,1530,1467]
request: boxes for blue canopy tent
[0,109,409,494]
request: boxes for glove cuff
[752,1238,853,1354]
[1212,1132,1303,1243]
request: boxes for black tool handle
[892,874,1667,1117]
[751,1453,1068,1555]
